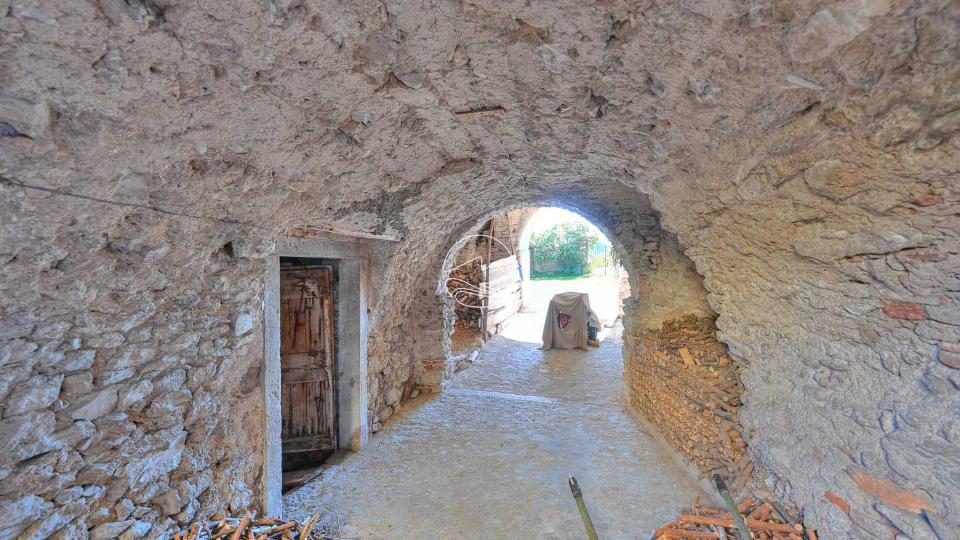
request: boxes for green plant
[530,222,599,277]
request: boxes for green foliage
[530,222,599,277]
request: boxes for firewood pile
[651,498,818,540]
[172,513,330,540]
[448,259,482,328]
[626,314,753,488]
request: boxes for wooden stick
[278,521,300,534]
[212,526,237,540]
[658,530,720,539]
[749,503,772,521]
[230,514,251,540]
[733,462,755,492]
[301,512,320,539]
[679,515,803,534]
[654,521,682,536]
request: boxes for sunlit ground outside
[501,275,623,345]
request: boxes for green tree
[530,222,599,277]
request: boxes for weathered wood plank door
[280,266,337,470]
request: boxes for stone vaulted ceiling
[1,0,959,538]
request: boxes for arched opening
[443,206,629,352]
[426,202,643,385]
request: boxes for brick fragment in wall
[624,314,753,490]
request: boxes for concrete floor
[284,278,708,539]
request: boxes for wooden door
[280,266,337,470]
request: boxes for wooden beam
[454,105,508,117]
[286,225,401,242]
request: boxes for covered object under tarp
[541,292,600,350]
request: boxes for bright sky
[526,207,612,246]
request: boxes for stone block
[89,520,133,540]
[124,446,183,489]
[119,380,153,410]
[63,350,96,372]
[114,499,134,521]
[106,346,157,371]
[174,498,198,524]
[0,93,52,138]
[85,333,125,349]
[97,368,135,386]
[3,374,63,417]
[72,388,118,421]
[118,520,151,540]
[61,372,94,398]
[233,311,254,336]
[33,321,73,340]
[52,420,96,450]
[0,411,58,465]
[154,490,182,516]
[0,495,53,538]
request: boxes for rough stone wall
[650,11,960,532]
[1,0,959,538]
[664,137,960,537]
[628,235,717,331]
[0,221,272,539]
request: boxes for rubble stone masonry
[1,1,958,538]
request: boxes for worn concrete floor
[284,279,708,539]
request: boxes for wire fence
[588,242,623,278]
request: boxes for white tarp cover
[541,292,600,350]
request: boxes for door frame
[262,235,370,516]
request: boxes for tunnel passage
[388,198,758,497]
[1,1,958,538]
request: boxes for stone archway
[380,190,754,497]
[410,197,650,392]
[421,202,646,391]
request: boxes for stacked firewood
[448,259,483,328]
[626,315,753,488]
[651,498,817,540]
[172,514,326,540]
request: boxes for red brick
[847,466,933,514]
[912,193,943,206]
[882,302,927,320]
[939,350,960,370]
[901,250,948,263]
[825,490,850,513]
